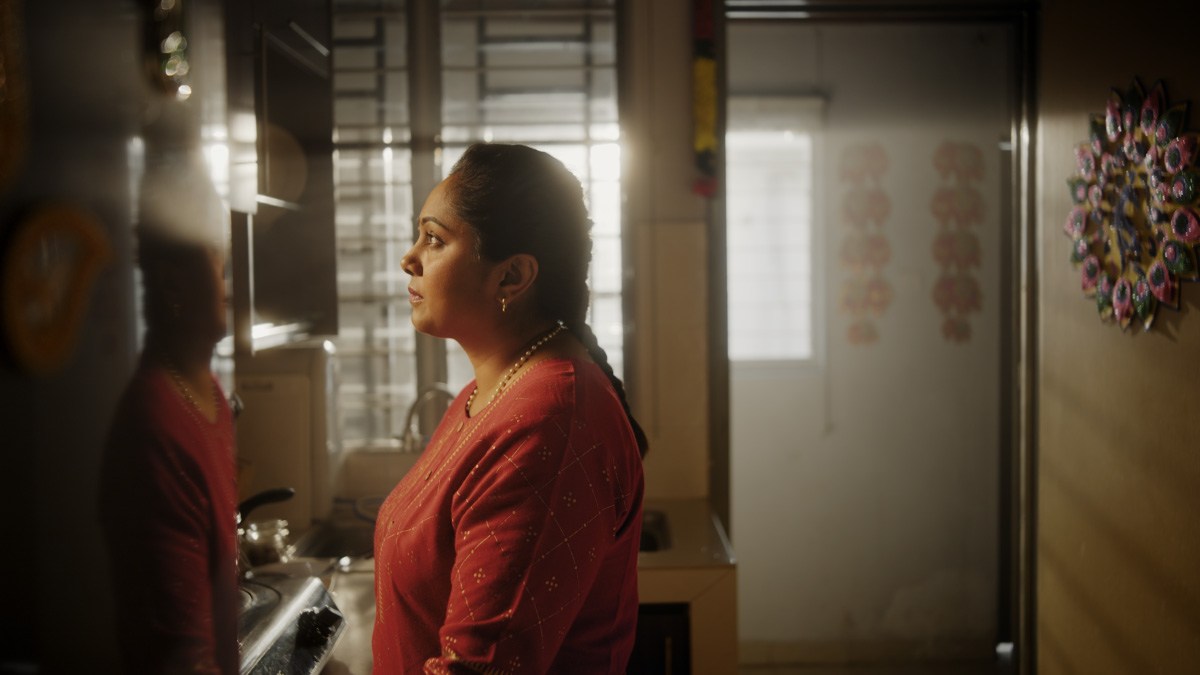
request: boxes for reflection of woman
[98,168,238,675]
[373,144,647,674]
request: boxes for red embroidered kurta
[99,366,239,675]
[373,357,644,675]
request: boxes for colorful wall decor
[690,0,717,198]
[838,143,893,345]
[930,141,985,342]
[1065,77,1200,331]
[1,205,112,375]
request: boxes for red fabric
[99,366,239,675]
[373,358,644,675]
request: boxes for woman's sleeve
[100,426,224,675]
[425,410,626,675]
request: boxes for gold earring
[500,297,507,313]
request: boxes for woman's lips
[408,287,423,304]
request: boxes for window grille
[726,97,824,362]
[331,0,622,451]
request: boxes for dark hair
[447,143,648,458]
[135,226,214,331]
[135,154,227,331]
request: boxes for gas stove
[238,572,346,675]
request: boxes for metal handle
[237,487,295,521]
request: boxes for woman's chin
[409,309,460,340]
[409,315,438,337]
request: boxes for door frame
[716,3,1039,672]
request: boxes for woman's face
[144,241,228,347]
[174,245,228,345]
[198,247,229,343]
[400,178,497,338]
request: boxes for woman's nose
[400,245,418,275]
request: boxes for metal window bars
[331,0,622,452]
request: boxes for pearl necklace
[166,360,201,411]
[165,360,218,421]
[466,324,566,414]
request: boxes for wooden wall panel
[1038,2,1200,673]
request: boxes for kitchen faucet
[401,383,456,453]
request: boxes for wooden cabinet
[629,603,692,675]
[226,0,338,343]
[635,500,739,675]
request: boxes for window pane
[332,1,418,450]
[727,130,814,361]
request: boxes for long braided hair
[447,143,648,458]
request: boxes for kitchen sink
[291,508,670,559]
[639,509,670,552]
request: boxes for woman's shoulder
[110,368,173,431]
[496,358,624,431]
[106,367,213,459]
[512,356,610,400]
[101,370,204,502]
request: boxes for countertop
[317,563,374,675]
[635,499,740,675]
[307,497,734,673]
[638,497,736,569]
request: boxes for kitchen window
[331,0,622,451]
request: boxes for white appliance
[234,340,341,534]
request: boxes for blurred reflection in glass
[98,157,238,675]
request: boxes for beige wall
[728,22,1011,657]
[1037,1,1200,673]
[622,0,713,500]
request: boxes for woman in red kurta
[100,366,239,675]
[374,143,648,675]
[98,163,239,675]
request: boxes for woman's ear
[496,253,539,305]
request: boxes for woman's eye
[425,232,439,245]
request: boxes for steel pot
[236,487,295,574]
